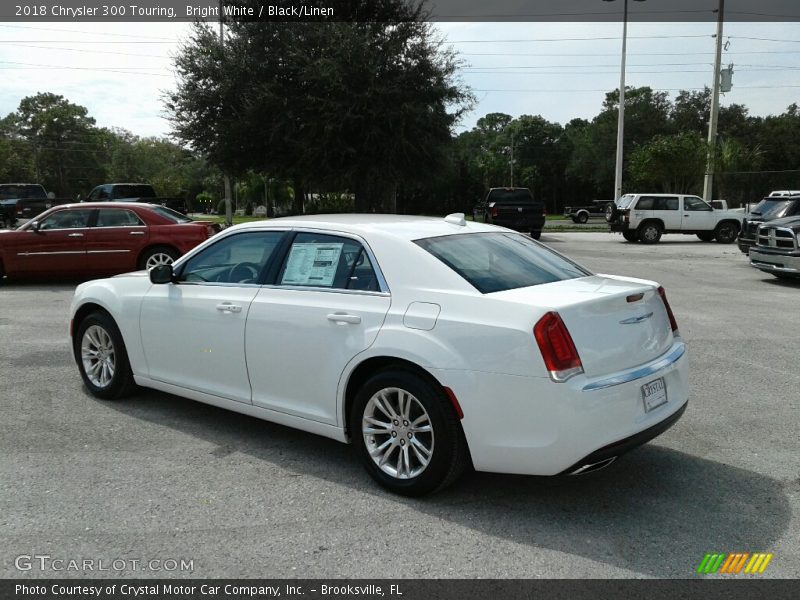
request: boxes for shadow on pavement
[99,389,791,578]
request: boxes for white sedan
[70,213,688,495]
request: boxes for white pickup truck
[608,193,744,244]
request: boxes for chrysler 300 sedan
[69,214,689,495]
[0,202,217,282]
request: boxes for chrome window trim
[582,342,685,392]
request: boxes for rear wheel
[576,212,589,224]
[75,312,136,400]
[697,232,715,242]
[531,230,542,240]
[138,246,179,270]
[638,222,663,244]
[714,221,738,244]
[622,231,638,243]
[350,368,467,496]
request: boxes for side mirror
[29,220,41,231]
[149,264,174,284]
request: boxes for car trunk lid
[492,275,675,377]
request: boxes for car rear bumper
[609,222,629,232]
[749,248,800,274]
[738,237,754,254]
[433,339,689,476]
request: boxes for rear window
[486,189,535,204]
[148,205,192,223]
[415,232,590,294]
[617,194,635,209]
[0,185,45,200]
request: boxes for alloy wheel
[145,252,174,270]
[362,387,434,480]
[81,325,116,388]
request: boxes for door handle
[327,313,361,325]
[216,302,242,313]
[68,232,84,237]
[684,214,690,217]
[129,231,145,236]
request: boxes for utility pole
[703,0,725,202]
[219,0,233,227]
[510,132,514,187]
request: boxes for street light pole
[605,0,644,201]
[219,0,233,227]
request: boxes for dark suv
[477,187,546,240]
[0,184,51,228]
[739,196,800,254]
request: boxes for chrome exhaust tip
[569,456,617,475]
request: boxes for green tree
[628,132,708,193]
[168,0,472,213]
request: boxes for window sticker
[282,243,344,287]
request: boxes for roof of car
[233,213,500,241]
[53,202,162,209]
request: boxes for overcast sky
[1,20,798,139]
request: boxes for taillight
[542,206,547,217]
[657,286,679,336]
[16,204,22,215]
[623,209,630,224]
[534,311,584,382]
[489,202,498,218]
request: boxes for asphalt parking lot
[1,231,798,579]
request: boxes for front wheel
[638,222,663,244]
[622,231,638,243]
[350,369,467,496]
[576,212,589,224]
[531,230,542,240]
[714,222,739,244]
[138,246,180,270]
[75,312,136,400]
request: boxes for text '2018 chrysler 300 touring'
[70,213,688,495]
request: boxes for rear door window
[486,189,535,204]
[277,232,381,292]
[415,232,590,294]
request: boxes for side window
[86,187,99,201]
[635,197,654,210]
[95,209,143,227]
[654,197,679,210]
[684,196,712,212]
[179,231,284,285]
[278,232,380,292]
[38,209,93,230]
[97,187,110,200]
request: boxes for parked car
[739,195,800,254]
[475,187,546,239]
[563,200,614,224]
[0,183,70,228]
[768,190,800,197]
[70,213,688,496]
[608,193,743,244]
[749,216,800,280]
[83,183,187,214]
[0,202,217,282]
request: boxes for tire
[576,212,589,224]
[531,230,542,240]
[74,311,136,400]
[350,368,468,496]
[714,221,738,244]
[697,232,715,242]
[138,246,180,270]
[605,203,617,223]
[571,216,580,224]
[622,231,638,243]
[637,222,663,244]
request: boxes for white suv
[608,193,743,244]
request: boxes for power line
[0,61,171,77]
[446,34,712,44]
[473,85,800,92]
[0,40,173,44]
[0,24,174,40]
[460,50,800,57]
[6,43,169,58]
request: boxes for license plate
[641,377,667,412]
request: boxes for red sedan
[0,202,217,281]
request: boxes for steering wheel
[228,261,261,283]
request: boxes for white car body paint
[71,214,689,476]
